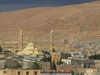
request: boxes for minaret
[51,30,53,52]
[20,30,23,51]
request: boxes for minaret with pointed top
[51,30,53,52]
[20,30,23,51]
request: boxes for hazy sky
[0,0,98,12]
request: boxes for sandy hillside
[0,1,100,50]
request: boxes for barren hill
[0,1,100,51]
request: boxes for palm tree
[31,62,42,69]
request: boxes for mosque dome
[34,48,39,52]
[17,52,25,55]
[39,52,44,55]
[34,48,38,51]
[33,51,40,55]
[24,43,35,51]
[28,43,34,46]
[33,50,44,55]
[24,51,33,55]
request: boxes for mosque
[17,30,44,56]
[17,30,59,65]
[17,43,44,55]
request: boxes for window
[26,71,29,75]
[62,66,63,69]
[34,71,37,75]
[3,71,6,73]
[18,71,20,75]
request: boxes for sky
[0,0,98,12]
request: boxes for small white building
[62,58,71,65]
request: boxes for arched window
[35,71,37,75]
[26,71,29,75]
[18,71,20,75]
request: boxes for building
[23,55,44,62]
[94,60,100,68]
[0,68,41,75]
[41,72,71,75]
[78,60,100,75]
[17,43,44,56]
[57,64,82,72]
[78,68,86,74]
[71,59,95,68]
[62,59,71,65]
[23,61,50,71]
[0,69,7,75]
[72,55,85,59]
[0,59,18,68]
[51,52,60,64]
[59,52,71,59]
[84,68,97,75]
[37,62,51,72]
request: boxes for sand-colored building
[0,68,41,75]
[51,52,60,64]
[17,43,44,56]
[83,68,100,75]
[0,69,7,75]
[78,68,100,75]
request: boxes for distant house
[71,59,95,68]
[0,59,18,68]
[23,61,50,71]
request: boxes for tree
[50,60,53,70]
[44,51,50,54]
[31,62,42,69]
[50,55,52,70]
[57,58,63,65]
[88,54,100,59]
[41,55,51,62]
[71,71,74,75]
[15,50,18,52]
[15,63,22,68]
[4,50,11,54]
[0,46,2,52]
[41,50,50,54]
[53,48,56,52]
[52,60,56,71]
[5,65,8,68]
[84,64,86,68]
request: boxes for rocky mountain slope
[0,1,100,51]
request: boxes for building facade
[57,65,82,72]
[0,68,41,75]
